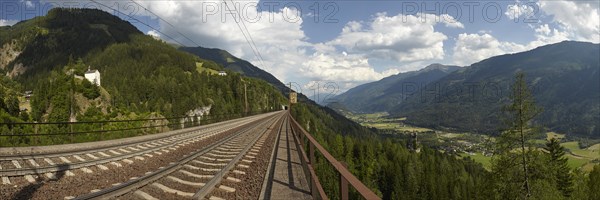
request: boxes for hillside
[330,64,460,113]
[393,41,600,137]
[0,8,286,145]
[180,46,289,93]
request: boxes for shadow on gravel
[12,163,69,200]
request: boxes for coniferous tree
[589,165,600,200]
[544,138,573,197]
[492,72,542,199]
[6,96,20,116]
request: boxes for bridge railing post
[340,163,349,200]
[288,114,381,200]
[309,142,315,165]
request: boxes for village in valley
[345,112,600,171]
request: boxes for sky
[1,0,599,102]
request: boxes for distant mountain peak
[329,63,460,113]
[420,63,461,73]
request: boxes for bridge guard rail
[288,113,381,200]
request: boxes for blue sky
[1,0,599,101]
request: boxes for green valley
[346,111,600,171]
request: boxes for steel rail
[0,113,278,177]
[193,111,284,199]
[72,112,283,200]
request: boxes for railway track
[74,111,286,200]
[0,111,283,199]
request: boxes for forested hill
[393,41,600,137]
[330,64,460,113]
[180,46,289,93]
[0,8,286,129]
[0,8,140,84]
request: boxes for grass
[587,143,600,151]
[582,163,598,172]
[555,141,599,171]
[360,122,433,133]
[350,112,434,133]
[447,134,598,172]
[546,132,565,140]
[18,96,31,112]
[561,141,599,158]
[566,155,589,169]
[460,152,492,170]
[440,133,464,138]
[196,62,218,75]
[396,126,433,132]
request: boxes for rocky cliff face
[0,40,23,77]
[180,105,212,125]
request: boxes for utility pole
[244,81,248,115]
[289,82,291,112]
[70,69,75,141]
[240,78,248,116]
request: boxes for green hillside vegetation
[180,46,289,93]
[354,111,600,172]
[0,76,26,122]
[0,8,286,146]
[196,62,219,75]
[459,152,492,169]
[291,102,492,199]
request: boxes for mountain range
[330,63,460,113]
[331,41,600,137]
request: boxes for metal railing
[288,113,380,200]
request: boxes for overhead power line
[89,0,188,47]
[128,0,203,47]
[93,0,268,70]
[221,0,267,69]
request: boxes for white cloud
[453,33,526,66]
[116,0,309,83]
[20,0,34,8]
[538,0,599,43]
[146,30,160,39]
[439,14,464,28]
[301,52,399,82]
[0,19,18,26]
[528,24,570,47]
[453,0,599,66]
[327,12,452,62]
[452,25,571,66]
[505,3,535,20]
[127,0,409,91]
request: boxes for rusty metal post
[340,172,349,200]
[309,142,315,165]
[70,122,74,142]
[312,174,318,199]
[309,142,317,198]
[100,122,104,141]
[299,128,304,147]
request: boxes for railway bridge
[0,111,379,200]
